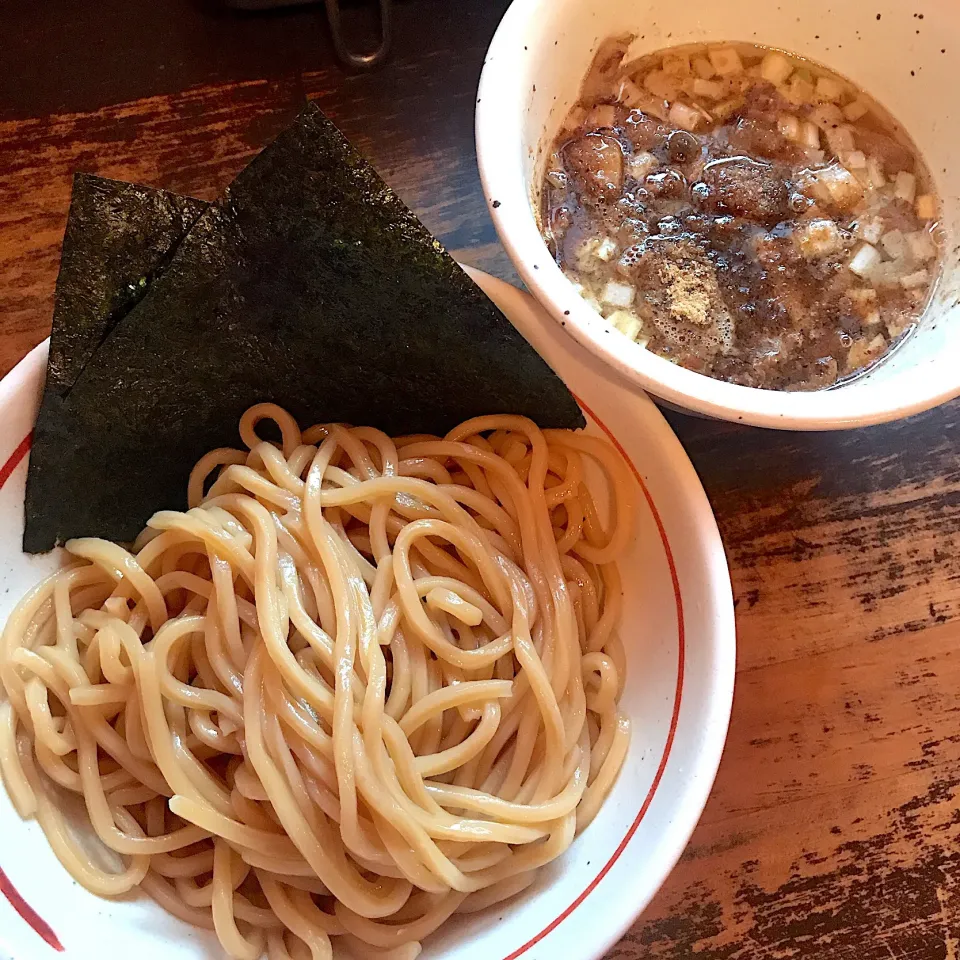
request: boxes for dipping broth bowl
[476,0,960,429]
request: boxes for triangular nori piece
[46,174,207,396]
[23,104,583,552]
[24,176,207,554]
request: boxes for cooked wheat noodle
[0,404,634,959]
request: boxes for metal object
[325,0,393,70]
[222,0,393,71]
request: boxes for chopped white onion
[816,75,846,102]
[638,96,669,122]
[854,218,884,245]
[574,240,603,269]
[693,57,716,79]
[778,114,801,141]
[843,98,870,121]
[870,262,905,289]
[810,103,845,130]
[818,164,863,209]
[712,98,743,122]
[802,121,821,149]
[894,171,917,204]
[887,315,910,338]
[900,269,930,290]
[644,70,679,100]
[785,76,816,105]
[798,171,832,206]
[668,101,702,131]
[880,230,907,260]
[845,334,887,373]
[617,78,647,108]
[866,157,886,189]
[847,287,878,309]
[608,309,643,340]
[708,46,744,76]
[760,51,794,84]
[850,165,872,189]
[842,151,867,170]
[849,243,882,278]
[906,230,937,262]
[602,281,636,308]
[585,104,617,128]
[825,125,856,157]
[915,194,937,221]
[693,78,726,100]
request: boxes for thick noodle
[0,405,634,959]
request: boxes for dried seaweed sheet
[23,105,582,551]
[46,174,206,396]
[24,176,205,552]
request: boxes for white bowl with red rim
[476,0,960,429]
[0,270,734,960]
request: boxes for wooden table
[2,1,959,956]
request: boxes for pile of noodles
[0,404,634,960]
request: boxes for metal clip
[324,0,393,70]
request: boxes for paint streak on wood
[614,769,960,959]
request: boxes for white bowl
[476,0,960,429]
[0,270,735,959]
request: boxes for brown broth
[541,40,943,391]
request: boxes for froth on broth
[541,39,943,391]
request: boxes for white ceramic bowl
[0,271,735,960]
[477,0,960,429]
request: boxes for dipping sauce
[541,39,943,390]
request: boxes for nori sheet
[46,174,206,396]
[24,175,206,553]
[23,104,583,552]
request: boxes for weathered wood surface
[2,0,959,955]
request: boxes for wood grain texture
[629,402,960,957]
[2,1,959,956]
